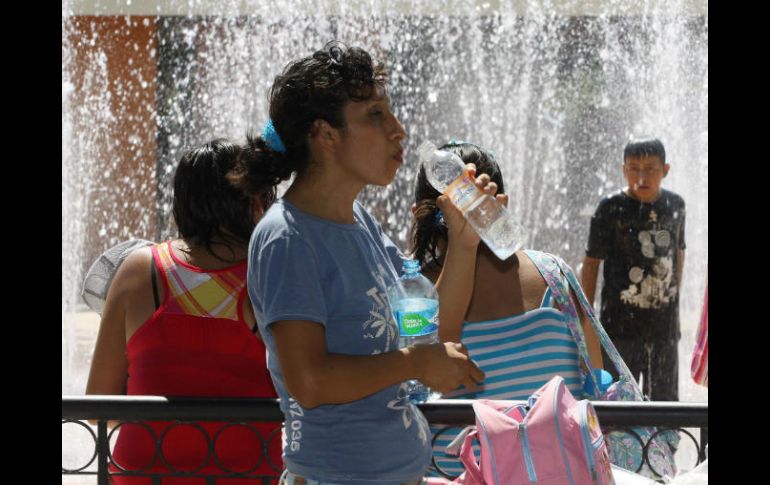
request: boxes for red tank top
[111,241,281,484]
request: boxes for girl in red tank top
[86,139,282,484]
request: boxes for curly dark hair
[229,41,388,199]
[173,138,263,259]
[410,142,506,269]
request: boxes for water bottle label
[400,313,437,336]
[445,174,482,212]
[395,299,439,337]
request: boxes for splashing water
[62,0,707,394]
[63,0,706,476]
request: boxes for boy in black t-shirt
[580,138,685,401]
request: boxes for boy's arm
[677,199,686,288]
[581,256,602,306]
[583,197,611,308]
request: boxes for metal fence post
[97,420,109,485]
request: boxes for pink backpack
[428,376,615,485]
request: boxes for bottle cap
[403,259,420,273]
[583,368,615,395]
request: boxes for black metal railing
[63,396,708,484]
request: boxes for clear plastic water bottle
[417,141,528,260]
[388,259,442,403]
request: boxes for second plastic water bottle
[388,259,442,403]
[417,141,528,260]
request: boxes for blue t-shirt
[248,199,432,484]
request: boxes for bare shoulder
[516,251,547,293]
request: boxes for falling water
[63,0,707,477]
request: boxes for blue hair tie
[262,119,287,154]
[434,209,446,228]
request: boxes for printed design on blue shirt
[362,263,399,354]
[286,398,304,453]
[387,381,430,446]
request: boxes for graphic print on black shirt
[586,188,686,340]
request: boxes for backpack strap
[523,250,599,394]
[457,428,483,484]
[547,254,643,396]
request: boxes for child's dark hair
[173,138,262,258]
[623,137,666,164]
[229,41,387,199]
[410,142,505,269]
